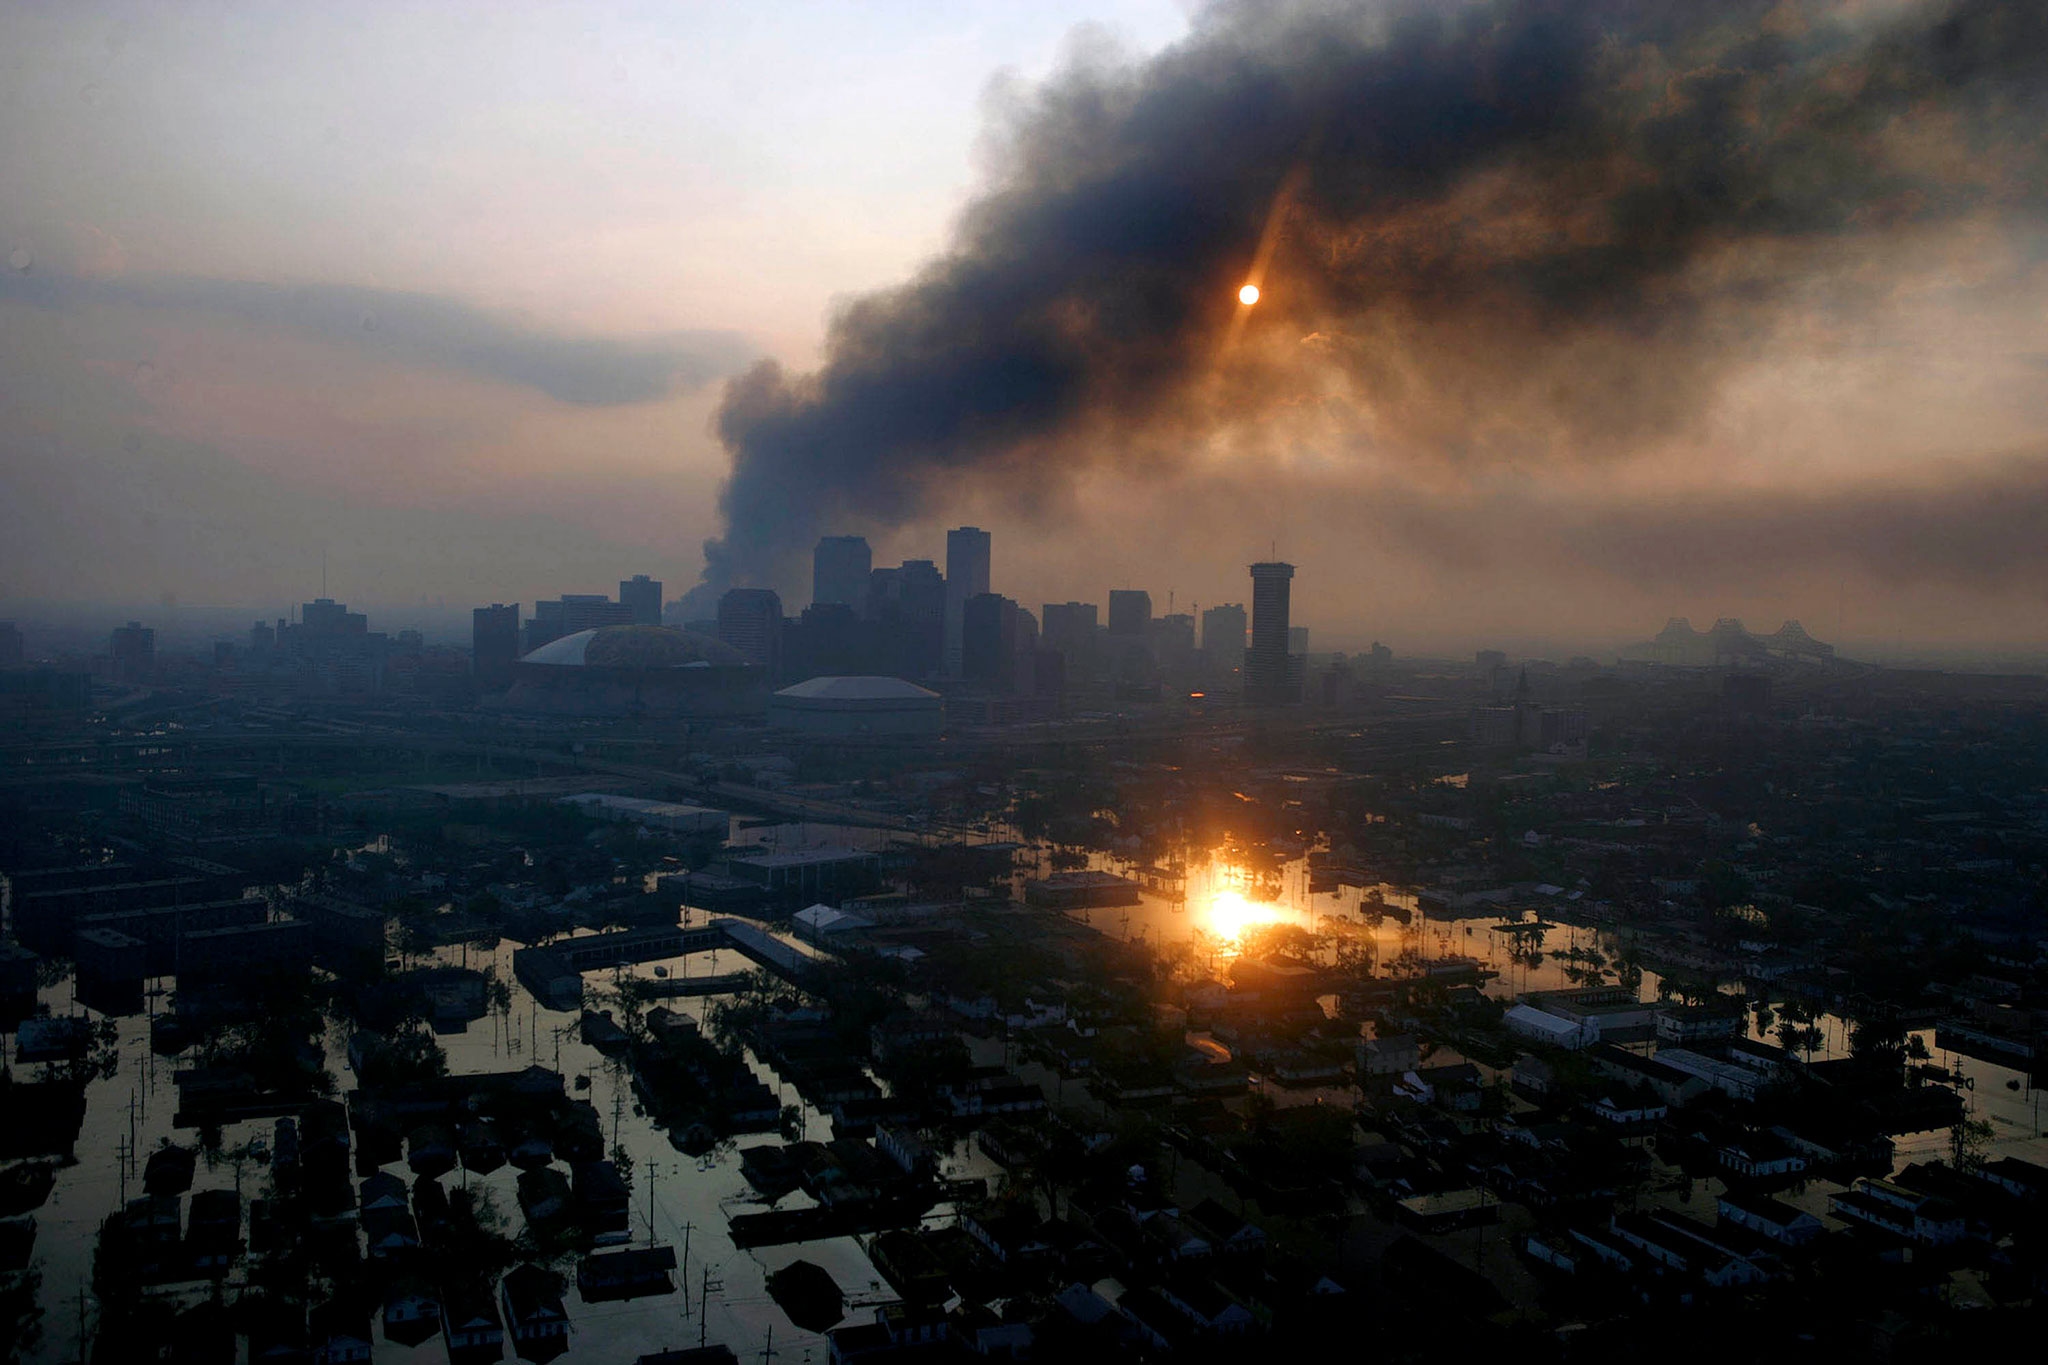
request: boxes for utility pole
[678,1221,693,1311]
[760,1322,777,1364]
[698,1265,723,1349]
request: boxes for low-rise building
[1588,1044,1709,1107]
[1717,1192,1823,1247]
[500,1264,570,1350]
[1652,1048,1768,1102]
[1829,1180,1967,1245]
[1505,1003,1593,1050]
[1607,1212,1776,1288]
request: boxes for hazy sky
[4,0,2046,654]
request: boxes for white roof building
[1505,1003,1593,1050]
[792,904,872,940]
[768,676,944,736]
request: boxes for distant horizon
[6,2,2047,670]
[6,592,2044,675]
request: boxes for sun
[1237,283,1261,306]
[1206,888,1279,945]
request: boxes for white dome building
[498,624,763,718]
[768,676,944,737]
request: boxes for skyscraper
[1107,590,1152,637]
[895,560,948,677]
[716,588,784,670]
[1149,613,1196,676]
[1201,603,1247,675]
[619,574,663,627]
[472,603,521,691]
[962,592,1022,689]
[812,536,873,611]
[943,526,991,677]
[1245,562,1297,704]
[109,620,155,682]
[1040,601,1099,679]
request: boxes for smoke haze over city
[13,9,2048,1365]
[4,0,2048,653]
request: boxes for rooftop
[520,626,746,669]
[774,675,940,702]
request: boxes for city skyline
[6,0,2048,658]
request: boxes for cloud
[688,0,2048,611]
[0,268,754,405]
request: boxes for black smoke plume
[689,0,2048,606]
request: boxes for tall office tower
[0,620,22,669]
[1040,601,1098,679]
[1201,603,1247,675]
[619,574,663,627]
[943,526,992,676]
[300,598,367,637]
[812,536,873,611]
[1107,590,1152,637]
[784,602,864,679]
[892,560,948,677]
[1245,562,1298,704]
[1149,613,1197,676]
[109,620,156,682]
[472,604,521,691]
[962,593,1023,689]
[716,588,785,670]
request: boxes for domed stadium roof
[774,675,939,703]
[520,625,749,669]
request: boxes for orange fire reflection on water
[1201,886,1282,947]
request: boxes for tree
[0,1269,41,1365]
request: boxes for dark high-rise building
[784,602,864,679]
[943,526,991,676]
[1040,601,1098,680]
[962,593,1022,689]
[472,603,521,691]
[1202,603,1247,675]
[812,536,873,611]
[619,574,663,627]
[0,621,22,670]
[1041,602,1097,646]
[1245,561,1297,704]
[110,620,155,682]
[1107,590,1152,637]
[867,560,946,678]
[525,594,634,653]
[279,599,389,694]
[716,588,784,670]
[1149,613,1196,677]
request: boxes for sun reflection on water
[1202,887,1282,947]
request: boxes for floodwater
[11,926,983,1365]
[19,823,2045,1360]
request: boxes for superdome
[501,625,761,718]
[519,625,747,669]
